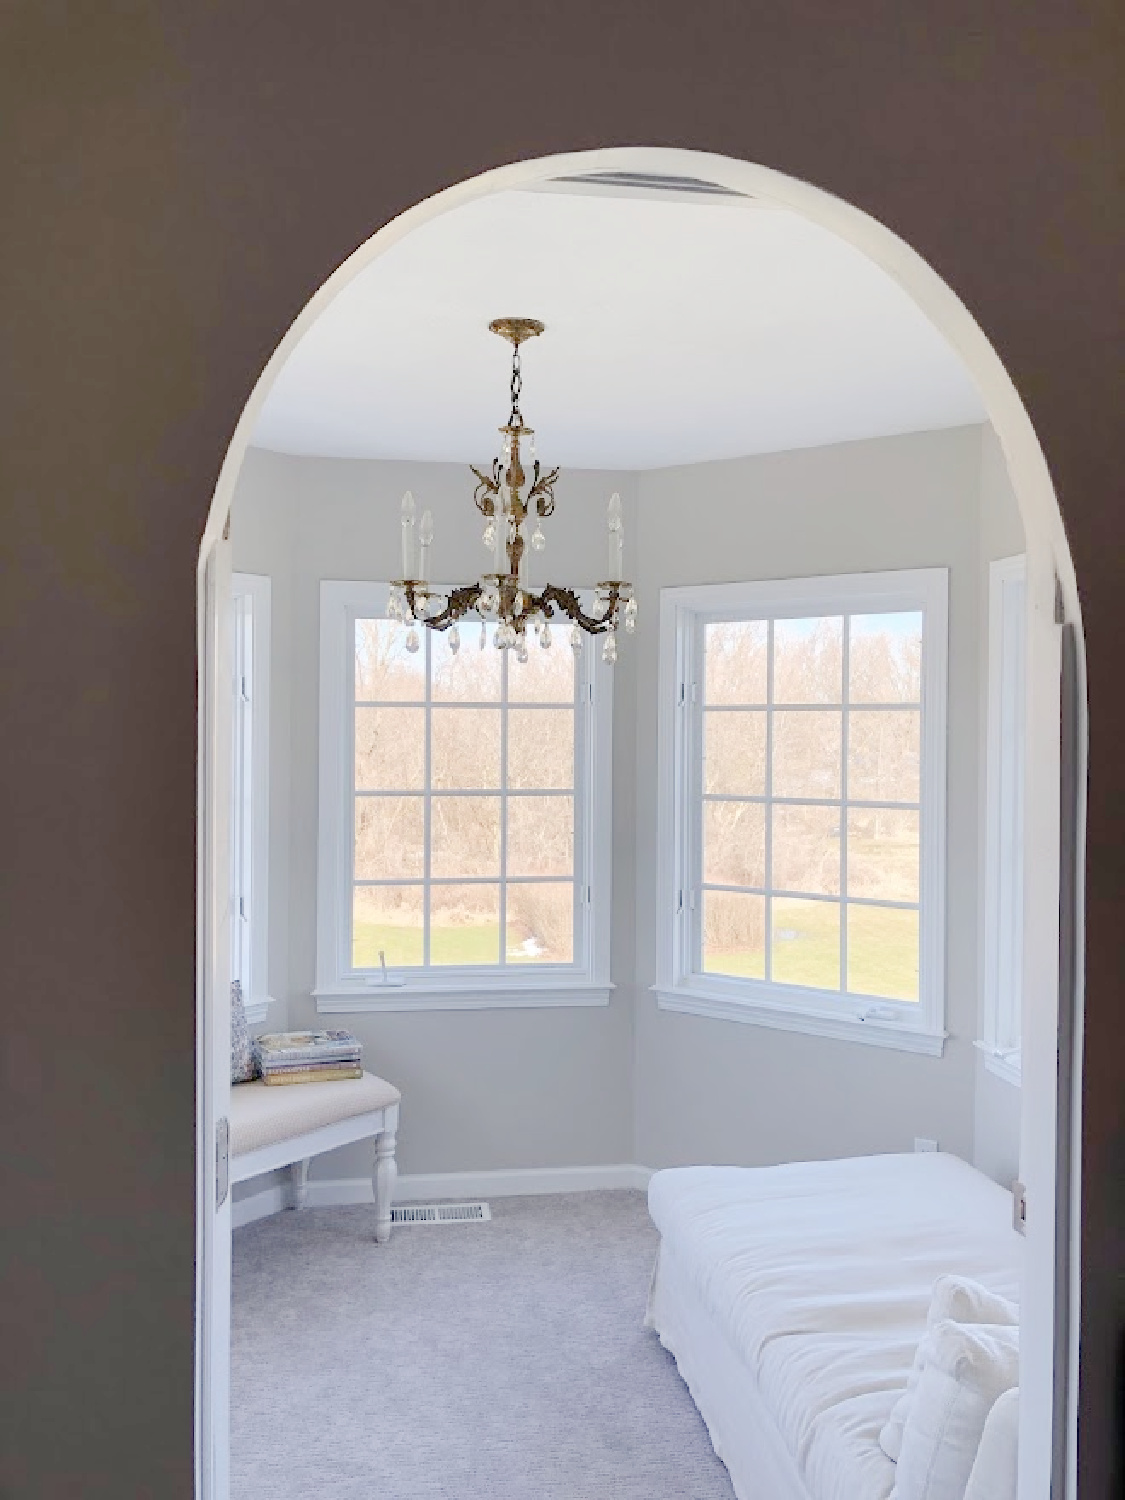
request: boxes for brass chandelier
[390,317,635,664]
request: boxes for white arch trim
[198,146,1086,1500]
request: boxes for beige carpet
[232,1189,737,1498]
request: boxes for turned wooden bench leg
[373,1124,398,1243]
[289,1158,310,1210]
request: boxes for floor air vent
[390,1201,492,1226]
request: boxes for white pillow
[879,1276,1019,1461]
[963,1386,1019,1500]
[890,1321,1020,1500]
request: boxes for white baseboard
[233,1162,653,1230]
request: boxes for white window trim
[231,573,271,1027]
[655,567,949,1056]
[314,580,613,1011]
[977,554,1025,1086]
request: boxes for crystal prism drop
[448,625,460,655]
[602,632,617,664]
[405,628,420,654]
[540,622,552,649]
[571,624,582,653]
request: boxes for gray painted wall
[972,425,1026,1187]
[631,426,987,1169]
[232,451,637,1181]
[231,423,1022,1190]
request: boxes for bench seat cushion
[230,1071,400,1156]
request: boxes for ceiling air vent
[523,169,758,207]
[550,170,747,199]
[390,1201,492,1225]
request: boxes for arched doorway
[198,145,1084,1500]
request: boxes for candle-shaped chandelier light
[390,317,636,664]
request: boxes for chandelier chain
[509,344,522,427]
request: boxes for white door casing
[196,529,234,1500]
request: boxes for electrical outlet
[1012,1180,1027,1235]
[914,1136,938,1153]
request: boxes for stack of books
[255,1029,363,1086]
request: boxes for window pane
[704,621,768,706]
[507,795,574,878]
[846,809,920,902]
[847,709,920,802]
[702,801,766,888]
[430,795,501,878]
[508,639,575,703]
[430,883,500,966]
[354,618,425,702]
[771,803,841,896]
[354,707,425,791]
[431,707,501,790]
[703,710,766,796]
[771,897,840,990]
[508,708,574,790]
[847,904,919,1001]
[772,710,842,799]
[431,624,502,702]
[774,617,843,704]
[702,890,766,978]
[849,612,922,704]
[506,881,574,964]
[354,796,424,880]
[352,885,423,968]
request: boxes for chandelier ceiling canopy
[391,318,635,664]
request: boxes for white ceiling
[251,180,986,471]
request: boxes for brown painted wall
[2,4,1121,1495]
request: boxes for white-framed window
[230,573,271,1025]
[978,554,1026,1085]
[656,568,948,1055]
[314,581,613,1011]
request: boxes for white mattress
[647,1153,1022,1500]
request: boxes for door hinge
[216,1115,230,1210]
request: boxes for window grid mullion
[698,793,920,811]
[700,881,919,911]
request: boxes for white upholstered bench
[230,1071,400,1242]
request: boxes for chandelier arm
[471,466,500,516]
[527,466,559,517]
[535,583,624,635]
[402,582,482,632]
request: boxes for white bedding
[647,1153,1022,1500]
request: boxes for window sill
[652,984,946,1056]
[315,981,614,1014]
[975,1040,1022,1087]
[243,997,273,1027]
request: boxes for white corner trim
[315,982,613,1013]
[653,985,947,1056]
[975,1038,1023,1087]
[232,1162,653,1229]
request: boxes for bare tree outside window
[700,610,923,1000]
[352,617,578,969]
